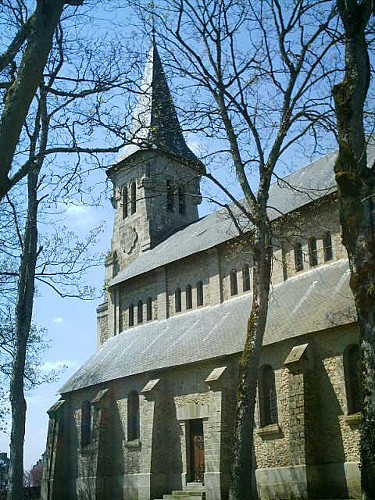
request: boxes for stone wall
[44,321,361,500]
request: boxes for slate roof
[116,40,199,165]
[110,151,338,287]
[111,138,375,287]
[61,259,355,393]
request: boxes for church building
[41,41,365,500]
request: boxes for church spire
[117,39,199,164]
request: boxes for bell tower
[106,40,204,276]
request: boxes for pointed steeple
[117,40,199,164]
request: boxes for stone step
[185,483,205,491]
[172,491,204,496]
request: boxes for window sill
[344,412,361,426]
[123,439,141,449]
[257,424,282,439]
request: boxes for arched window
[178,185,186,214]
[197,281,204,307]
[146,297,152,321]
[259,365,278,427]
[323,232,333,261]
[230,269,238,296]
[166,180,174,212]
[137,300,143,324]
[123,186,128,219]
[130,181,137,215]
[127,391,140,441]
[129,303,134,327]
[112,252,119,277]
[175,288,182,313]
[81,401,91,446]
[344,344,361,414]
[294,242,304,272]
[242,264,251,291]
[186,284,192,310]
[308,237,318,267]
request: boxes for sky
[0,0,343,471]
[0,200,113,470]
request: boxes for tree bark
[332,2,375,498]
[229,221,272,500]
[0,0,83,201]
[8,168,39,499]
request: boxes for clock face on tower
[120,225,138,255]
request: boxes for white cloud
[52,316,63,324]
[63,203,95,228]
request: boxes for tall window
[129,303,134,327]
[146,297,152,321]
[242,264,251,291]
[130,181,137,215]
[127,391,140,441]
[112,252,119,277]
[178,185,186,214]
[230,269,238,296]
[81,401,91,446]
[175,288,182,312]
[123,186,128,219]
[186,284,192,310]
[281,247,288,281]
[344,344,361,414]
[166,180,174,212]
[137,300,143,324]
[197,281,204,307]
[259,365,278,427]
[323,232,333,261]
[308,237,318,267]
[294,243,304,272]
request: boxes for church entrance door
[188,419,205,483]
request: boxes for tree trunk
[229,223,272,500]
[7,168,39,499]
[0,0,66,201]
[333,2,375,498]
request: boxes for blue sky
[0,199,112,470]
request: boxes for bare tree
[0,5,140,495]
[133,1,340,497]
[0,0,85,201]
[332,2,375,498]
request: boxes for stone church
[41,41,367,500]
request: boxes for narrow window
[130,181,136,215]
[197,281,204,307]
[129,303,134,327]
[127,391,140,441]
[323,232,333,261]
[137,300,143,324]
[281,247,288,281]
[186,284,192,310]
[178,185,186,214]
[308,237,318,267]
[123,186,128,219]
[242,264,251,292]
[166,180,174,212]
[112,252,119,277]
[294,243,304,272]
[146,297,152,321]
[344,345,361,414]
[259,365,278,427]
[81,401,91,446]
[175,288,182,313]
[230,269,238,296]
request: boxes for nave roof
[62,259,355,393]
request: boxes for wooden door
[189,420,205,483]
